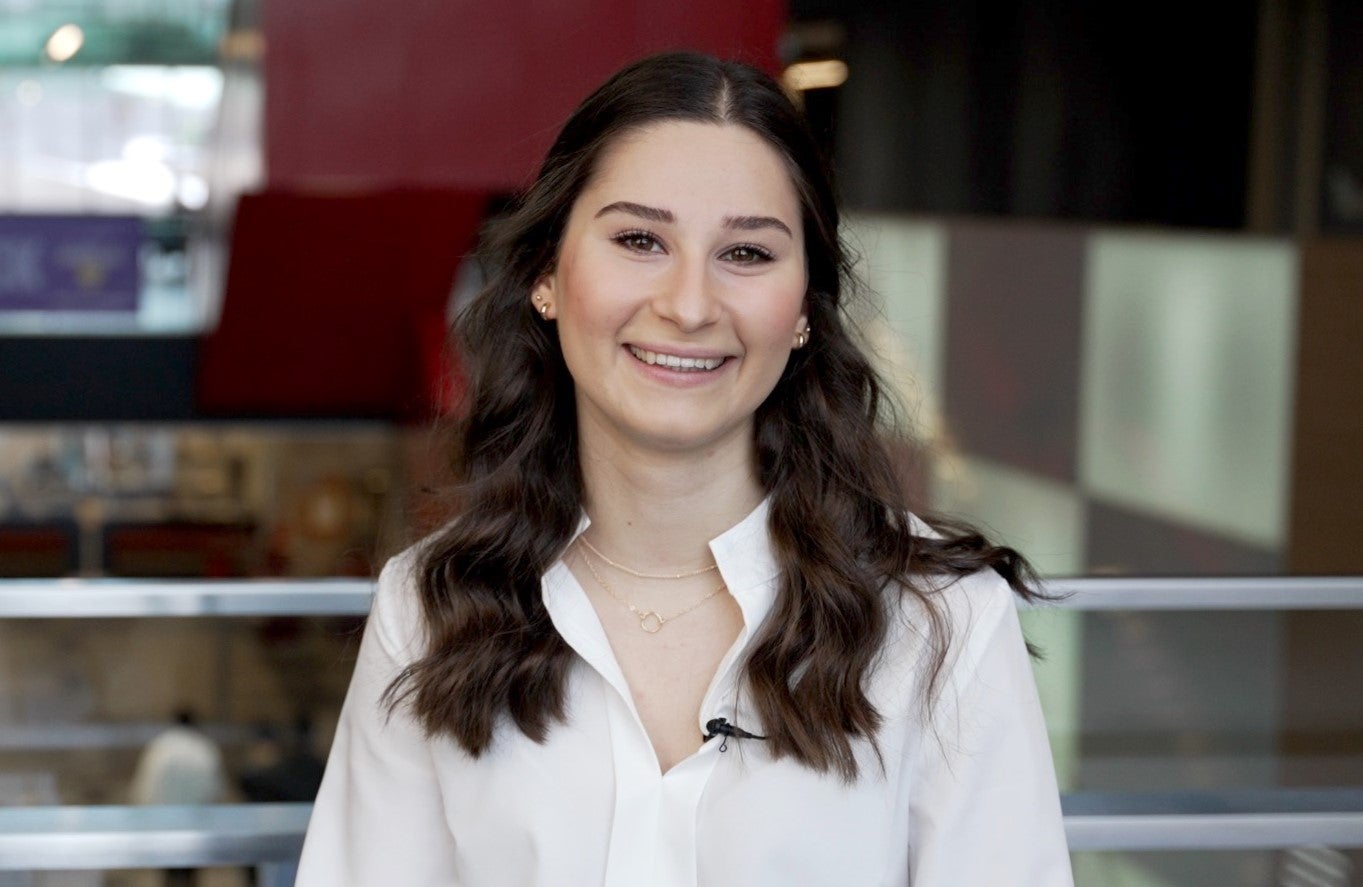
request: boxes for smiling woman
[297,52,1074,887]
[537,121,808,457]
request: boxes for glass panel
[0,617,360,808]
[1079,233,1298,551]
[0,423,407,579]
[842,213,949,436]
[1023,608,1363,794]
[0,65,223,215]
[931,452,1087,577]
[850,216,1302,576]
[0,0,259,335]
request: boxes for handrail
[2,575,1362,618]
[0,803,309,869]
[1,791,1361,869]
[0,578,372,617]
[1043,576,1363,611]
[0,721,259,751]
[1062,788,1363,850]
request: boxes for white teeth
[628,346,724,372]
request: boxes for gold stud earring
[538,302,551,319]
[794,329,809,349]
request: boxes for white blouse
[297,500,1074,886]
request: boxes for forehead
[575,121,802,223]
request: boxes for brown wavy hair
[387,51,1042,781]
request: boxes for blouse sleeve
[295,551,459,886]
[905,572,1074,886]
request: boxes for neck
[578,429,764,574]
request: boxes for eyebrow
[723,214,794,239]
[594,201,673,224]
[594,201,794,239]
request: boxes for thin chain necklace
[578,543,726,634]
[577,535,719,580]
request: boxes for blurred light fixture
[782,59,848,92]
[44,24,85,63]
[177,174,210,210]
[123,135,168,165]
[101,66,224,111]
[83,138,179,208]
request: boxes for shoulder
[885,513,1026,693]
[892,562,1018,657]
[366,540,432,662]
[901,511,1018,631]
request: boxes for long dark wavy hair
[387,51,1041,781]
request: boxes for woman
[298,52,1073,886]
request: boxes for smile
[628,345,727,372]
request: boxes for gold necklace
[578,535,719,580]
[578,543,726,633]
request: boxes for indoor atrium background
[1,0,1361,884]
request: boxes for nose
[650,253,722,331]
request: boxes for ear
[531,273,557,320]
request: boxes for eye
[612,229,664,254]
[722,243,775,264]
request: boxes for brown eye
[723,244,774,264]
[613,231,663,253]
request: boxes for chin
[627,419,748,455]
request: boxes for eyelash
[610,230,775,264]
[612,229,661,253]
[725,242,774,263]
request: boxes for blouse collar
[548,495,782,636]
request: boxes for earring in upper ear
[794,329,810,349]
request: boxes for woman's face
[533,121,808,459]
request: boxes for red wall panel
[197,189,485,418]
[264,0,787,191]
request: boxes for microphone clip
[703,717,767,752]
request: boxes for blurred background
[0,0,1360,884]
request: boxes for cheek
[737,276,807,343]
[558,255,637,333]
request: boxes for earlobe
[531,277,556,321]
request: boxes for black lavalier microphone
[703,717,767,752]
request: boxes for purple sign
[0,215,141,312]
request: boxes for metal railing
[1062,788,1363,850]
[1,790,1360,872]
[2,575,1361,875]
[3,575,1360,618]
[0,577,373,618]
[1043,576,1363,611]
[0,804,306,885]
